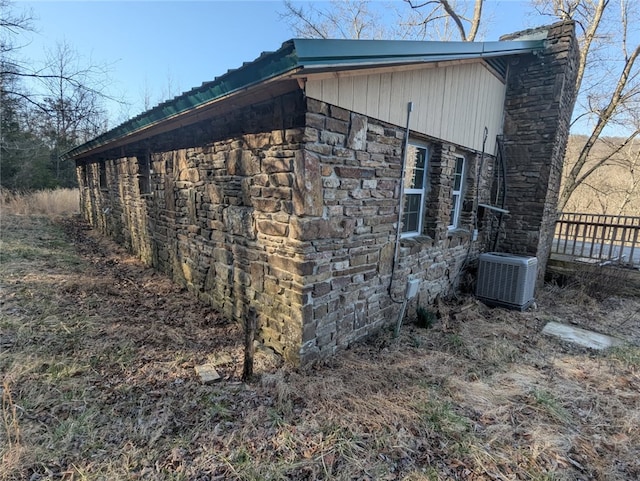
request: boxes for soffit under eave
[72,76,303,164]
[292,56,510,84]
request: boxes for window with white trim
[449,155,465,229]
[401,142,428,237]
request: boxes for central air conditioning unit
[476,252,538,310]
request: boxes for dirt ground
[1,214,639,481]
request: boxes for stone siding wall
[78,92,308,363]
[297,99,491,362]
[500,21,579,284]
[78,88,503,365]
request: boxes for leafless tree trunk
[406,0,483,41]
[541,0,640,211]
[280,0,483,41]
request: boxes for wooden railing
[553,213,640,267]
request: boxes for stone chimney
[499,21,579,286]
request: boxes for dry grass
[0,189,80,217]
[1,213,640,480]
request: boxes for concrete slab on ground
[194,363,222,384]
[542,321,624,350]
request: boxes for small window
[99,161,107,189]
[401,142,428,237]
[79,164,89,189]
[449,155,465,229]
[137,153,151,195]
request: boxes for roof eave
[65,38,543,161]
[292,38,543,67]
[64,40,300,161]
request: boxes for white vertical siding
[365,75,380,119]
[304,62,506,152]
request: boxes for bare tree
[564,135,640,215]
[33,42,109,184]
[139,76,154,112]
[280,0,483,41]
[0,0,32,57]
[1,0,114,188]
[281,0,390,39]
[160,68,181,103]
[537,0,640,211]
[613,138,640,215]
[405,0,484,41]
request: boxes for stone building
[66,22,578,364]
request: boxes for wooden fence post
[242,309,257,382]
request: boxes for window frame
[401,141,429,238]
[99,160,107,190]
[137,152,152,195]
[448,154,465,230]
[80,164,89,189]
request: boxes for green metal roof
[65,37,543,161]
[294,38,542,67]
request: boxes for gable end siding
[305,61,506,153]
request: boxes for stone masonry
[500,21,579,284]
[296,100,492,362]
[76,23,578,364]
[80,92,309,363]
[78,90,491,365]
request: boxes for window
[79,164,89,188]
[401,142,428,237]
[449,155,465,229]
[137,152,151,195]
[99,161,107,189]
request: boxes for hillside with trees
[563,135,640,215]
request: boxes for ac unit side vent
[476,252,537,310]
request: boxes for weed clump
[416,306,437,329]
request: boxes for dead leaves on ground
[1,214,640,480]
